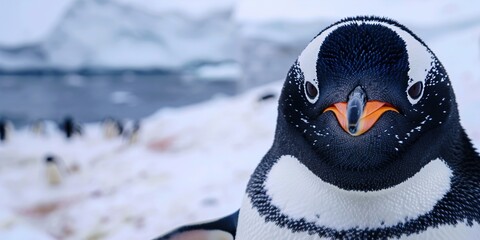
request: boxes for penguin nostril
[348,125,357,134]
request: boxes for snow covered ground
[0,82,280,239]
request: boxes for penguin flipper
[153,210,239,240]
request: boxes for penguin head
[45,155,56,163]
[277,16,457,191]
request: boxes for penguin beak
[323,87,399,136]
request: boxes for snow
[189,62,242,81]
[114,0,235,18]
[0,0,76,47]
[0,83,280,239]
[0,0,237,71]
[0,0,235,48]
[0,0,478,76]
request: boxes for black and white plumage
[0,118,12,142]
[122,120,141,144]
[45,155,62,186]
[102,117,124,139]
[59,116,82,139]
[155,16,480,240]
[31,119,47,136]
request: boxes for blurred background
[0,0,479,239]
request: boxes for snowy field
[0,82,280,239]
[0,0,479,239]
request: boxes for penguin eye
[305,81,318,101]
[408,81,423,100]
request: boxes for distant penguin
[125,120,140,144]
[31,120,47,136]
[154,16,480,240]
[257,92,277,102]
[45,155,62,186]
[102,117,123,139]
[0,118,13,142]
[59,116,82,139]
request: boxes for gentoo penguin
[59,116,82,139]
[0,118,12,142]
[124,120,140,144]
[45,155,62,186]
[258,92,277,102]
[155,16,480,240]
[102,117,123,139]
[31,119,47,136]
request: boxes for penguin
[31,119,47,136]
[45,155,62,186]
[0,118,12,142]
[102,117,123,139]
[124,120,140,144]
[258,92,277,102]
[154,16,480,240]
[59,116,82,139]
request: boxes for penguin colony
[2,116,141,187]
[59,116,83,139]
[1,116,140,142]
[156,16,480,240]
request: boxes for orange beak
[324,101,399,136]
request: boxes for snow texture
[0,83,280,239]
[0,0,76,47]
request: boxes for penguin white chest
[235,155,480,239]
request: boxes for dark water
[0,74,238,126]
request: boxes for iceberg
[0,0,236,72]
[0,0,478,84]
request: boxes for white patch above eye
[264,155,452,230]
[297,19,434,106]
[380,24,433,106]
[297,23,342,103]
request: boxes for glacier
[0,0,236,72]
[0,0,478,85]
